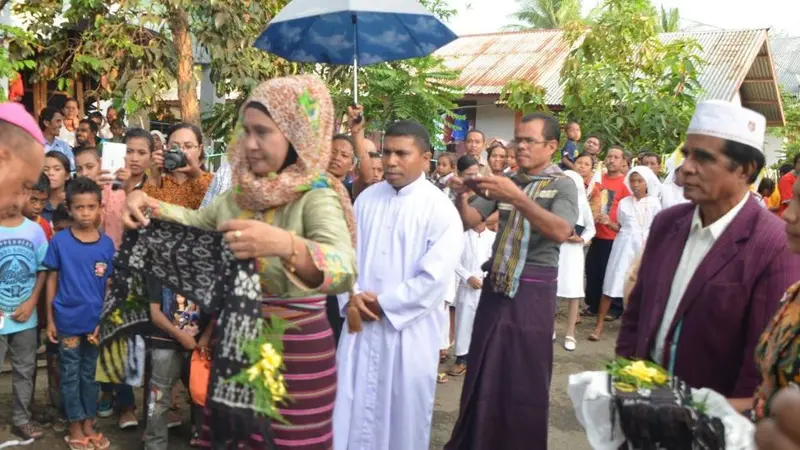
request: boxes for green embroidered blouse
[156,188,356,300]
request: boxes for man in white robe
[334,120,464,450]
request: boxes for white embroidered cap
[687,100,766,151]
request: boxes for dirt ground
[0,307,618,449]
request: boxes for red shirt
[778,171,796,216]
[36,216,53,241]
[595,173,630,240]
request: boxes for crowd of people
[0,74,800,450]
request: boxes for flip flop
[588,332,600,342]
[437,372,449,384]
[64,436,94,450]
[86,433,110,450]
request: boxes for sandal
[437,372,449,384]
[86,433,110,450]
[447,363,467,377]
[64,436,94,450]
[15,421,44,440]
[564,336,577,351]
[588,331,601,342]
[190,429,201,447]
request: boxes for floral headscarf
[230,75,356,245]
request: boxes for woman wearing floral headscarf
[122,75,357,449]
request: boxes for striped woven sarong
[200,296,336,449]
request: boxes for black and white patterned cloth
[99,219,269,440]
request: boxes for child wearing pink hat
[0,102,46,212]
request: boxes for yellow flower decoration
[109,309,123,325]
[620,360,668,385]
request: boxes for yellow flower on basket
[260,343,283,371]
[621,361,668,385]
[247,364,261,382]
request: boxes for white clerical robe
[453,228,496,357]
[334,176,464,450]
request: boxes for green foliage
[560,0,703,154]
[770,87,800,166]
[0,23,37,101]
[13,0,296,115]
[656,6,680,33]
[505,0,583,30]
[500,79,549,114]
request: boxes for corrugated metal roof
[660,29,765,101]
[435,30,571,105]
[770,36,800,95]
[435,28,783,123]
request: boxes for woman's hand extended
[218,219,294,260]
[122,190,160,229]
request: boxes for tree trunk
[168,7,199,126]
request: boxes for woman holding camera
[141,122,213,447]
[144,123,213,210]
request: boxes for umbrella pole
[352,15,358,105]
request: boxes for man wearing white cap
[0,102,46,212]
[616,100,800,410]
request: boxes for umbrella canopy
[254,0,458,66]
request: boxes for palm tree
[504,0,583,31]
[657,6,680,33]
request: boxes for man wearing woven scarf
[445,112,578,450]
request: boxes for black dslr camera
[163,144,187,172]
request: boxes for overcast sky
[447,0,800,36]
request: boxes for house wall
[765,133,784,167]
[473,98,516,140]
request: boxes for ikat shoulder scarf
[98,219,271,442]
[490,165,566,298]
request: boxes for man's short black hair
[332,134,355,149]
[88,111,104,122]
[457,155,479,173]
[780,163,793,176]
[566,120,580,128]
[723,139,765,184]
[757,177,775,194]
[384,120,431,154]
[638,151,658,162]
[123,128,155,153]
[32,173,51,194]
[586,134,603,145]
[466,129,485,141]
[793,153,800,167]
[79,118,99,134]
[520,112,560,143]
[74,146,100,160]
[52,203,71,224]
[623,151,634,166]
[66,176,102,207]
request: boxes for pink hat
[0,102,46,145]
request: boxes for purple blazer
[616,197,800,398]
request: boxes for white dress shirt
[651,192,751,364]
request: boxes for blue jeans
[59,335,99,423]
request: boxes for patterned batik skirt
[200,297,337,450]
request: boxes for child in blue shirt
[44,177,115,450]
[0,186,48,440]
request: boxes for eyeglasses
[511,137,552,146]
[171,143,199,151]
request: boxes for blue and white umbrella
[254,0,458,102]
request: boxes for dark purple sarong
[445,265,557,450]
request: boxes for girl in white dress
[555,170,596,351]
[590,166,662,340]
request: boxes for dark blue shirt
[560,140,578,169]
[43,229,115,335]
